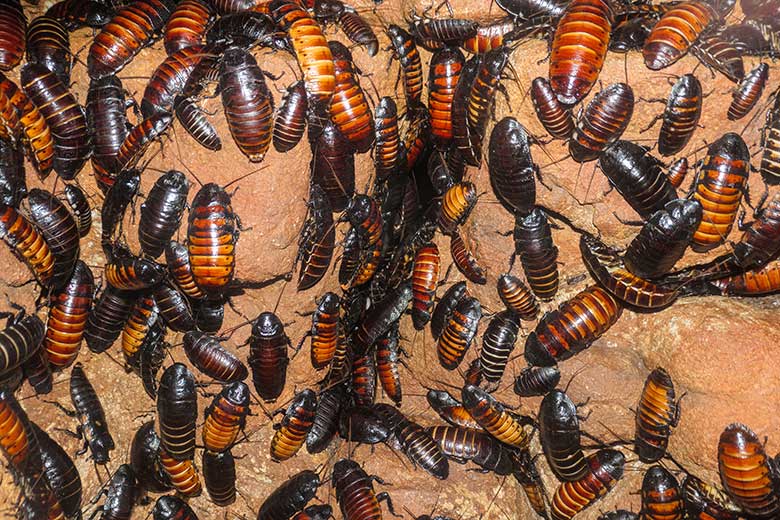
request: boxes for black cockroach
[206,12,282,49]
[635,367,678,463]
[30,422,82,519]
[328,40,373,154]
[598,140,678,220]
[653,74,703,157]
[387,24,424,106]
[21,347,51,394]
[63,184,91,238]
[0,204,55,287]
[314,0,377,56]
[159,447,202,497]
[411,242,440,330]
[157,363,197,461]
[350,351,377,407]
[609,16,654,53]
[87,74,128,191]
[139,333,166,399]
[100,168,140,250]
[339,406,390,444]
[270,388,317,461]
[345,195,383,248]
[410,16,478,48]
[141,45,204,119]
[550,449,626,520]
[642,1,716,70]
[531,76,574,141]
[88,0,178,78]
[193,297,225,333]
[115,112,173,172]
[105,246,167,291]
[570,82,634,163]
[478,310,519,391]
[497,273,538,321]
[212,0,257,13]
[153,283,194,332]
[488,117,537,216]
[427,425,514,475]
[513,207,559,301]
[350,281,412,356]
[512,448,549,519]
[306,383,343,454]
[26,188,79,290]
[164,0,213,55]
[426,389,481,429]
[448,230,486,286]
[0,308,44,377]
[437,295,481,370]
[274,80,307,153]
[130,421,172,494]
[203,381,250,454]
[0,87,20,143]
[681,474,741,520]
[496,0,567,20]
[641,465,684,520]
[183,330,247,382]
[153,495,197,520]
[203,450,236,506]
[401,102,430,170]
[45,0,114,31]
[25,16,71,87]
[691,33,744,83]
[0,366,23,392]
[373,97,400,182]
[248,311,290,402]
[94,464,136,520]
[427,46,465,149]
[310,118,354,213]
[0,138,25,208]
[666,157,688,189]
[139,170,190,259]
[449,56,476,164]
[375,323,403,405]
[84,285,136,354]
[175,94,222,151]
[166,240,205,300]
[120,295,160,367]
[461,384,530,449]
[0,0,26,72]
[67,362,114,464]
[258,470,320,520]
[297,184,334,292]
[728,63,768,121]
[539,389,588,482]
[44,260,94,370]
[514,365,561,397]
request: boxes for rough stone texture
[0,0,778,518]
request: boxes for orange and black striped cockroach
[427,425,515,475]
[105,246,167,291]
[194,296,225,333]
[681,474,741,520]
[0,0,25,72]
[461,18,517,55]
[550,449,626,520]
[374,323,403,405]
[87,74,129,191]
[427,46,465,149]
[426,389,481,429]
[220,46,274,162]
[22,347,52,394]
[0,203,55,288]
[84,286,137,354]
[511,448,549,519]
[297,184,335,292]
[270,388,317,462]
[203,450,236,505]
[258,470,321,520]
[31,422,82,519]
[718,423,780,517]
[25,16,71,87]
[598,140,679,221]
[88,0,178,78]
[644,74,703,157]
[154,283,195,332]
[164,0,214,55]
[373,96,400,182]
[387,24,424,107]
[299,291,340,370]
[26,188,80,290]
[684,259,780,296]
[345,194,384,248]
[0,388,36,468]
[690,132,750,253]
[374,403,450,479]
[159,447,202,497]
[539,389,589,482]
[166,240,205,301]
[401,103,431,170]
[488,117,538,216]
[115,112,173,172]
[478,310,520,391]
[642,1,717,70]
[207,11,285,50]
[130,421,172,494]
[438,181,477,235]
[203,381,250,454]
[461,384,531,449]
[623,198,702,280]
[351,350,378,407]
[153,495,198,520]
[512,207,559,301]
[0,139,25,208]
[310,118,355,213]
[411,242,440,330]
[141,45,205,119]
[599,512,639,520]
[548,0,613,105]
[524,285,623,367]
[63,184,91,238]
[666,157,688,189]
[451,54,481,166]
[248,311,290,402]
[327,41,373,155]
[20,63,91,180]
[270,0,335,102]
[139,334,167,399]
[274,80,307,153]
[634,367,679,463]
[139,170,190,259]
[495,0,567,20]
[307,382,344,453]
[121,295,161,368]
[175,93,222,152]
[641,465,684,520]
[44,260,94,370]
[313,0,378,56]
[497,273,539,321]
[514,365,561,397]
[437,295,481,370]
[183,330,247,382]
[45,0,114,31]
[690,33,744,84]
[350,281,413,356]
[609,15,654,53]
[570,82,635,163]
[92,464,137,520]
[157,363,197,461]
[728,63,769,121]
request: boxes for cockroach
[401,103,430,170]
[497,273,538,321]
[346,195,383,248]
[270,388,317,462]
[513,207,559,301]
[206,12,282,49]
[461,384,530,449]
[294,505,333,520]
[375,323,403,405]
[373,97,400,182]
[165,240,205,300]
[0,390,43,501]
[666,157,687,189]
[159,447,202,497]
[350,281,412,356]
[387,24,424,106]
[63,184,91,238]
[0,0,26,72]
[598,141,678,220]
[139,170,190,259]
[642,1,716,70]
[318,0,378,55]
[94,464,136,520]
[512,448,549,519]
[514,365,560,397]
[461,18,517,54]
[690,132,750,252]
[427,151,455,195]
[130,421,171,494]
[0,204,55,287]
[634,367,678,463]
[88,0,178,78]
[550,449,626,520]
[20,64,90,180]
[101,168,140,252]
[336,232,360,290]
[152,495,197,520]
[532,77,574,140]
[728,63,768,121]
[202,450,236,506]
[87,74,128,190]
[729,192,780,269]
[451,55,481,166]
[426,389,481,429]
[175,94,222,151]
[121,295,160,368]
[0,139,25,207]
[478,310,520,391]
[411,243,440,330]
[488,117,537,215]
[496,0,567,19]
[164,0,213,55]
[409,16,478,48]
[652,74,703,157]
[43,260,93,370]
[31,422,82,519]
[187,182,239,295]
[437,295,481,370]
[623,198,702,279]
[681,474,741,520]
[139,334,166,400]
[183,331,246,382]
[304,292,339,370]
[761,103,780,185]
[26,188,79,289]
[193,297,225,333]
[296,185,335,292]
[540,389,588,482]
[116,112,173,172]
[428,425,514,475]
[548,0,613,105]
[374,404,450,479]
[141,46,204,119]
[68,363,114,464]
[438,181,477,235]
[690,32,744,83]
[203,381,250,454]
[248,311,290,402]
[570,82,634,162]
[427,46,465,149]
[687,260,780,295]
[157,363,197,461]
[350,351,377,407]
[270,0,334,102]
[306,383,343,453]
[153,283,195,332]
[45,0,114,31]
[84,286,136,354]
[105,248,166,291]
[25,16,71,87]
[273,80,307,153]
[212,0,257,13]
[525,285,623,367]
[328,41,373,154]
[641,466,684,520]
[310,118,355,213]
[22,348,52,394]
[258,470,320,520]
[609,16,654,53]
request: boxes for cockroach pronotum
[728,63,769,121]
[68,362,115,464]
[152,495,198,520]
[87,74,128,191]
[437,295,481,370]
[163,0,214,55]
[139,170,190,259]
[411,243,440,330]
[497,273,539,321]
[488,117,537,216]
[0,203,55,288]
[207,12,285,49]
[159,447,202,497]
[203,450,236,506]
[634,367,678,463]
[258,470,320,520]
[461,384,530,449]
[550,449,626,520]
[641,465,684,520]
[642,1,716,70]
[203,381,250,454]
[248,311,290,402]
[427,424,514,475]
[25,16,71,87]
[157,363,197,461]
[539,389,588,482]
[681,474,741,520]
[387,24,424,106]
[428,46,465,149]
[478,310,520,391]
[610,16,654,53]
[84,286,136,354]
[0,0,26,72]
[514,365,561,397]
[270,388,317,462]
[513,207,559,301]
[570,82,634,163]
[274,80,307,153]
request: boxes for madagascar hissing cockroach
[25,16,71,87]
[87,74,128,191]
[375,323,403,405]
[478,310,520,391]
[681,474,741,520]
[203,381,250,454]
[426,389,481,429]
[530,77,574,141]
[488,117,537,216]
[570,82,635,163]
[438,181,477,235]
[461,384,530,449]
[305,292,339,370]
[165,240,205,300]
[345,195,383,248]
[141,45,205,119]
[121,295,161,368]
[550,449,626,520]
[761,102,780,185]
[641,465,684,520]
[22,347,52,394]
[609,16,654,53]
[175,94,222,151]
[427,46,465,149]
[115,112,173,172]
[26,188,79,289]
[401,102,431,170]
[100,168,140,251]
[139,170,190,259]
[130,421,171,495]
[310,118,355,213]
[387,24,423,106]
[0,0,26,72]
[437,295,481,370]
[93,464,137,520]
[306,383,343,453]
[63,184,91,238]
[514,365,561,397]
[273,80,307,153]
[328,41,373,154]
[495,0,566,20]
[88,0,178,78]
[598,140,678,221]
[163,0,213,55]
[206,12,283,49]
[548,0,613,105]
[409,16,478,48]
[183,331,246,383]
[152,495,197,520]
[427,425,514,475]
[294,505,333,520]
[296,184,335,292]
[45,0,114,30]
[690,33,744,83]
[0,388,35,470]
[728,63,768,121]
[211,0,257,13]
[258,470,320,520]
[642,1,716,70]
[539,389,588,482]
[690,132,750,252]
[497,273,538,321]
[451,55,481,166]
[153,283,194,332]
[43,260,93,370]
[84,285,136,354]
[349,281,412,356]
[373,97,400,182]
[157,363,197,461]
[203,450,236,506]
[20,63,91,180]
[313,0,377,56]
[0,203,55,288]
[67,362,114,464]
[139,333,167,400]
[159,447,202,497]
[105,246,167,291]
[511,447,549,519]
[634,367,679,463]
[0,139,25,208]
[525,285,622,367]
[461,18,518,54]
[513,207,559,301]
[666,157,688,189]
[30,422,82,519]
[411,242,440,330]
[270,388,317,462]
[351,350,377,407]
[0,87,20,144]
[652,74,703,157]
[248,311,290,402]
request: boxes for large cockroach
[274,80,307,153]
[411,243,440,330]
[166,240,205,300]
[248,311,290,402]
[141,45,204,119]
[45,0,113,31]
[350,352,377,407]
[0,139,25,207]
[634,367,678,463]
[31,422,82,519]
[25,16,71,87]
[328,41,373,154]
[428,46,465,149]
[105,247,166,291]
[570,82,634,162]
[427,389,481,429]
[461,18,519,54]
[641,465,684,520]
[152,495,197,520]
[0,0,26,72]
[512,448,550,519]
[0,309,45,377]
[762,103,780,186]
[540,390,588,482]
[68,362,114,464]
[203,381,250,454]
[513,207,559,301]
[153,282,195,332]
[157,363,197,461]
[652,74,703,157]
[438,181,477,235]
[409,16,478,49]
[514,365,560,397]
[345,195,383,248]
[270,388,317,461]
[206,12,282,49]
[159,447,202,497]
[427,425,514,475]
[306,383,343,454]
[497,273,538,321]
[94,464,137,520]
[84,286,136,354]
[642,1,716,70]
[44,260,94,370]
[387,24,424,106]
[121,295,161,368]
[531,76,574,141]
[478,310,520,391]
[401,103,430,170]
[63,184,90,238]
[310,119,354,213]
[175,94,222,151]
[296,184,334,291]
[437,295,481,370]
[0,203,55,288]
[87,74,128,190]
[550,449,625,520]
[349,282,412,356]
[690,33,744,84]
[495,0,567,19]
[610,15,654,53]
[375,323,403,406]
[26,188,79,289]
[139,170,189,259]
[183,331,247,382]
[203,450,236,506]
[728,63,769,121]
[139,333,167,400]
[115,112,173,172]
[164,0,213,55]
[461,384,530,449]
[373,96,400,182]
[489,117,537,216]
[681,474,741,520]
[451,55,481,166]
[333,459,397,519]
[258,470,320,520]
[305,292,339,370]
